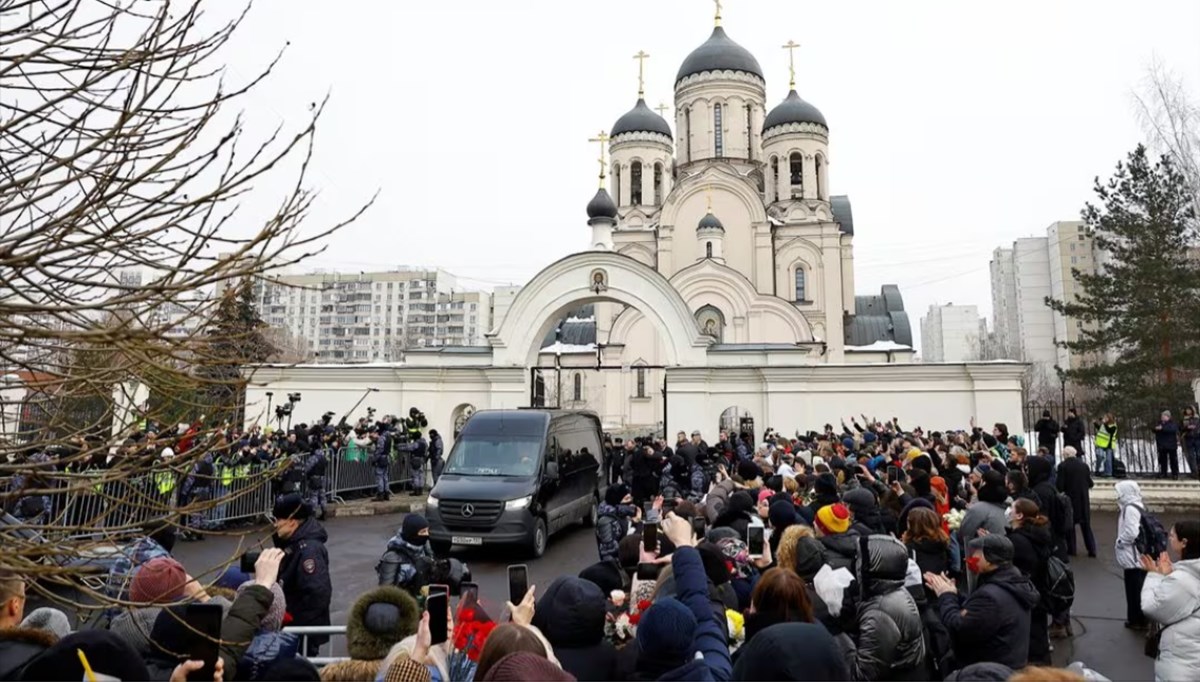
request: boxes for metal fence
[1021,402,1194,476]
[282,625,349,666]
[27,448,420,538]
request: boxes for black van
[426,409,606,557]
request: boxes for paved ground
[170,510,1177,678]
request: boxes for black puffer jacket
[846,536,928,681]
[936,564,1039,670]
[820,530,861,571]
[532,576,616,681]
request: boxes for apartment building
[919,303,984,362]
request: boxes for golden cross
[782,40,800,90]
[714,0,723,26]
[655,102,670,118]
[588,131,611,189]
[633,50,650,98]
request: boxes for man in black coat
[272,494,332,656]
[1034,410,1060,459]
[1061,409,1086,455]
[1056,446,1096,558]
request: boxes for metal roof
[763,89,827,130]
[843,285,913,347]
[830,195,854,236]
[676,27,764,84]
[611,98,672,139]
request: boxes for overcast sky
[222,0,1200,347]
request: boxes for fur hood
[346,585,420,661]
[0,627,58,679]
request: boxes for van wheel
[582,497,598,527]
[530,517,548,558]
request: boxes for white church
[247,10,1025,442]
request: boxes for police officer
[371,427,393,501]
[305,440,330,520]
[179,450,214,541]
[272,493,331,656]
[376,513,436,597]
[398,433,429,496]
[403,407,428,441]
[428,429,445,484]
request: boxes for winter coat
[1155,420,1179,451]
[237,631,300,681]
[1183,415,1200,446]
[845,537,928,681]
[532,577,617,682]
[0,628,55,680]
[732,623,850,681]
[959,501,1007,549]
[1141,558,1200,682]
[1008,524,1053,591]
[377,531,436,594]
[936,565,1040,670]
[1061,417,1086,452]
[274,517,332,643]
[844,488,888,536]
[905,538,951,581]
[820,531,861,571]
[1034,418,1059,448]
[1115,481,1144,570]
[703,479,738,525]
[1055,457,1093,523]
[595,502,636,562]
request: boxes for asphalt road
[168,509,1174,678]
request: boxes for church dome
[764,89,827,131]
[586,187,618,220]
[697,212,725,232]
[676,27,764,85]
[611,98,672,138]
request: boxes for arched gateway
[489,251,712,368]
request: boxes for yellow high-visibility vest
[155,471,176,495]
[1096,424,1116,449]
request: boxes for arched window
[635,367,647,398]
[654,162,664,204]
[613,164,622,205]
[745,104,754,159]
[769,156,779,202]
[684,107,691,163]
[794,268,807,302]
[714,103,725,157]
[630,161,643,206]
[815,155,824,199]
[790,152,803,197]
[706,241,713,258]
[573,373,582,402]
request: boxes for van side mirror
[544,461,559,481]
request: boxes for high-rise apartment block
[920,303,984,362]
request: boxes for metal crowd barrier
[282,625,349,666]
[18,448,419,535]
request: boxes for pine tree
[200,278,277,423]
[1047,144,1200,421]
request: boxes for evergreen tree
[201,278,277,423]
[1047,144,1200,421]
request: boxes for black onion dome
[676,27,764,84]
[763,89,827,131]
[697,212,725,232]
[586,187,618,220]
[611,98,672,138]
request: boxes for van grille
[440,499,502,526]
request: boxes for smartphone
[460,582,479,604]
[507,564,528,606]
[427,592,448,645]
[428,584,449,599]
[637,562,661,581]
[184,603,223,681]
[691,516,706,540]
[643,502,656,523]
[643,521,659,553]
[240,550,261,575]
[887,465,900,485]
[747,526,765,559]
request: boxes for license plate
[451,536,483,546]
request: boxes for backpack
[1054,491,1074,535]
[1112,458,1127,479]
[1041,555,1075,612]
[1133,504,1169,557]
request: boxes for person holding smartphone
[271,494,332,656]
[596,484,639,563]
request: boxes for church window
[714,103,724,157]
[630,162,643,206]
[745,104,754,159]
[795,268,807,302]
[706,241,713,258]
[573,373,582,402]
[790,152,803,196]
[614,165,622,205]
[815,155,824,199]
[636,367,646,398]
[769,156,779,202]
[654,163,664,204]
[684,107,692,163]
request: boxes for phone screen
[240,550,261,575]
[507,564,528,606]
[887,466,900,485]
[747,526,765,558]
[428,584,449,598]
[691,516,706,540]
[460,582,479,604]
[637,562,661,581]
[643,521,658,553]
[184,603,223,681]
[427,593,448,645]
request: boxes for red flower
[628,612,642,625]
[636,599,652,614]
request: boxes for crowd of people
[2,412,1199,681]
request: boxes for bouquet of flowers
[944,508,966,531]
[726,609,745,651]
[448,608,496,681]
[604,590,651,647]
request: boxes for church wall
[675,73,765,164]
[665,187,756,279]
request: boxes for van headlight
[505,495,532,511]
[426,495,439,508]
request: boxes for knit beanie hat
[815,503,851,535]
[757,488,774,505]
[791,536,826,581]
[131,556,188,603]
[20,606,72,639]
[238,580,287,632]
[401,514,429,544]
[604,484,630,506]
[814,472,839,497]
[737,460,760,483]
[346,586,421,660]
[635,597,697,663]
[481,652,576,682]
[578,561,624,596]
[768,500,798,530]
[18,630,150,682]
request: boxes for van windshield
[443,435,542,477]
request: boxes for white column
[642,163,654,208]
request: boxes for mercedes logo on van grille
[461,503,475,518]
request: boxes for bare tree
[1134,59,1200,232]
[0,0,370,608]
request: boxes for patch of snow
[539,342,597,354]
[565,316,596,324]
[845,341,913,352]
